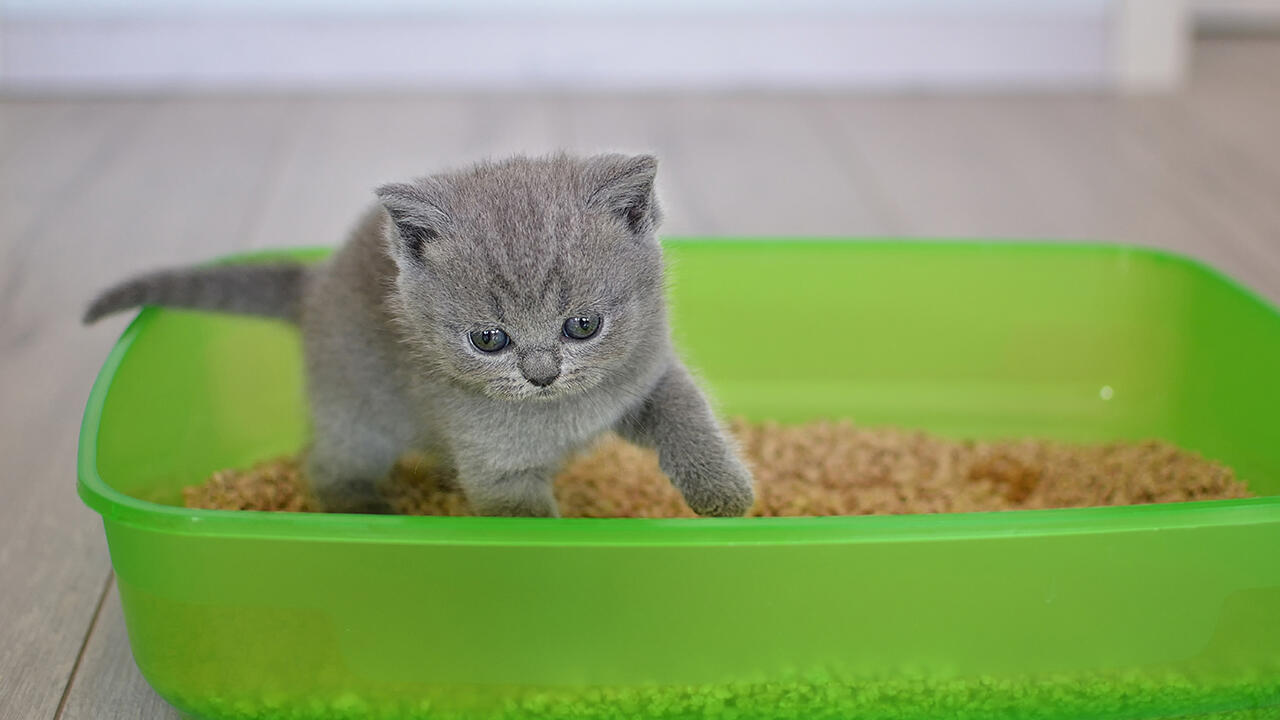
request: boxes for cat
[85,153,755,518]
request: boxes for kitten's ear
[587,154,662,236]
[375,181,448,265]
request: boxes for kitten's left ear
[587,154,662,236]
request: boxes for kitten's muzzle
[518,349,561,387]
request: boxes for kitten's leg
[300,293,419,513]
[455,463,560,518]
[615,362,755,517]
[304,385,417,515]
[305,427,401,514]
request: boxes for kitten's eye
[563,314,602,340]
[469,328,509,353]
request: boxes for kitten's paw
[320,495,394,515]
[312,481,393,515]
[469,494,561,518]
[677,459,756,518]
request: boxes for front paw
[313,483,393,515]
[469,495,562,518]
[463,471,561,518]
[675,457,756,518]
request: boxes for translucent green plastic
[78,240,1280,720]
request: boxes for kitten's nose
[518,350,560,387]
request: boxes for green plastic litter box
[78,239,1280,720]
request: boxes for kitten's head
[377,153,666,401]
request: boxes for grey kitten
[85,153,755,518]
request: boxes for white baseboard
[0,12,1121,93]
[1112,0,1190,92]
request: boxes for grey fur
[84,153,755,517]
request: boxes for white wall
[0,0,1187,93]
[3,1,1113,16]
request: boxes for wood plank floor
[2,35,1278,720]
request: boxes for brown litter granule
[190,461,318,513]
[183,419,1252,517]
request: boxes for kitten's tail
[82,263,308,325]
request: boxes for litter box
[78,239,1280,720]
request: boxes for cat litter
[184,418,1249,517]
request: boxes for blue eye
[470,328,509,352]
[563,314,602,340]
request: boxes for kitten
[85,153,755,518]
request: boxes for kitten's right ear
[375,182,448,265]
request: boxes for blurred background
[4,1,1279,302]
[2,1,1280,718]
[3,1,1279,304]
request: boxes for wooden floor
[2,35,1279,720]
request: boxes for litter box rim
[77,239,1280,547]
